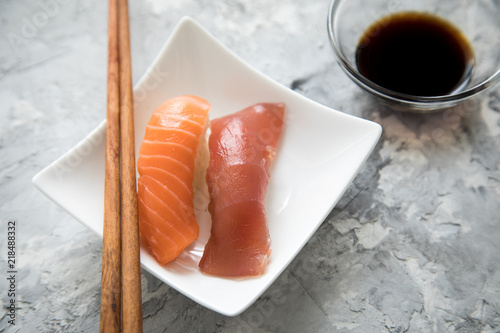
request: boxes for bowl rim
[326,0,500,105]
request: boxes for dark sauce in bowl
[355,12,474,97]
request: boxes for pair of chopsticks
[100,0,143,332]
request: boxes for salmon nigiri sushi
[199,103,285,277]
[137,95,210,266]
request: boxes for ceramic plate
[32,17,382,316]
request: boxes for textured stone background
[1,0,499,332]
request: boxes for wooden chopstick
[118,0,143,331]
[100,0,121,331]
[100,0,143,331]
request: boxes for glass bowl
[327,0,500,112]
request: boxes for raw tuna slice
[199,103,285,277]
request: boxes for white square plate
[33,17,382,316]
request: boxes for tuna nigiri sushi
[199,103,285,277]
[137,95,210,266]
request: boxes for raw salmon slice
[199,103,285,277]
[137,95,210,266]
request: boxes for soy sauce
[355,12,474,96]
